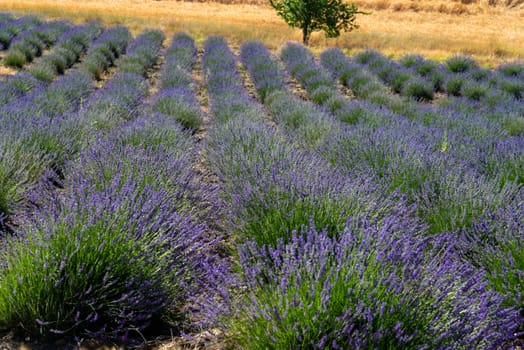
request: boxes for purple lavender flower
[216,216,518,349]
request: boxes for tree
[270,0,367,45]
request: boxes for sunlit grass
[0,0,523,66]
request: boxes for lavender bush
[222,216,518,349]
[116,29,164,76]
[445,55,478,74]
[208,117,378,247]
[150,86,202,130]
[79,25,131,80]
[80,72,148,129]
[0,172,220,342]
[0,70,94,229]
[264,90,336,147]
[498,77,524,100]
[401,77,434,101]
[478,210,524,331]
[498,61,524,78]
[0,138,49,230]
[159,31,197,89]
[0,73,41,105]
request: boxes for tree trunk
[302,25,309,45]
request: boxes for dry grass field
[0,0,523,65]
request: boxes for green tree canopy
[270,0,367,45]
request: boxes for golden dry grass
[0,0,523,66]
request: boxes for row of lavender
[201,37,521,349]
[0,24,223,344]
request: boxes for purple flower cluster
[0,166,221,342]
[461,196,524,317]
[224,217,518,349]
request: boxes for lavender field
[0,14,523,349]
